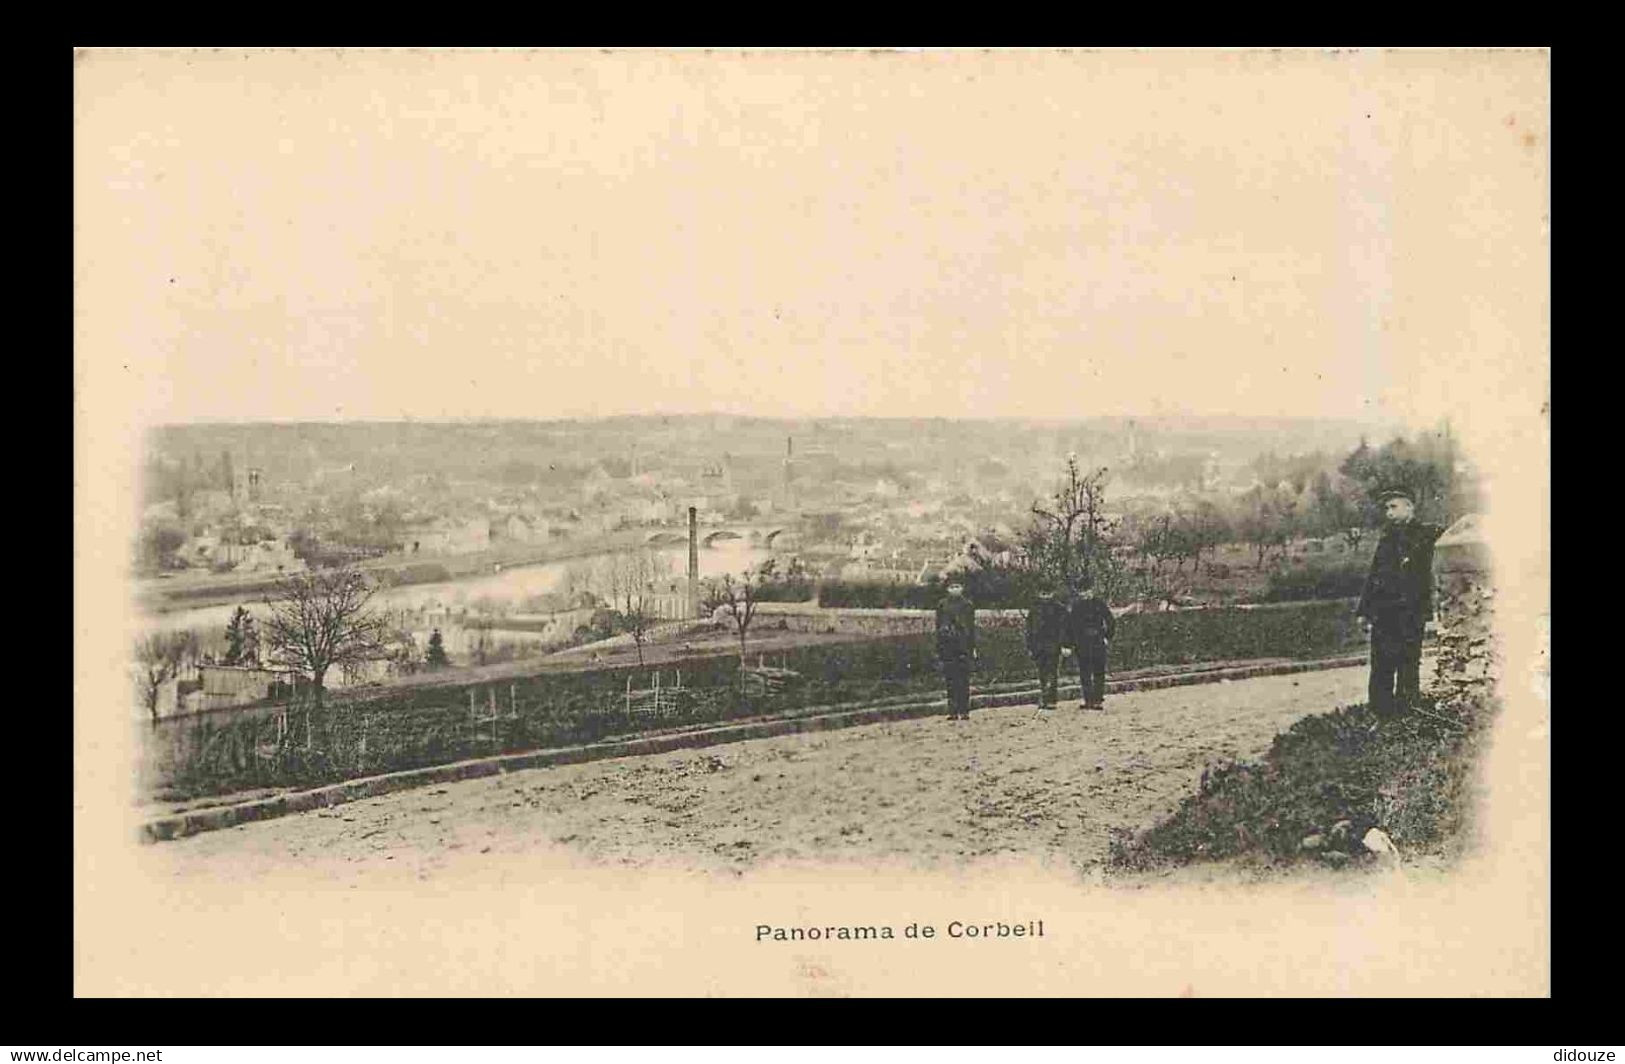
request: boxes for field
[145,598,1367,802]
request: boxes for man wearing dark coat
[1025,584,1069,712]
[935,579,978,721]
[1067,577,1116,710]
[1356,487,1446,716]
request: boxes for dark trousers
[942,658,972,717]
[1032,652,1060,708]
[1074,640,1107,705]
[1369,624,1423,714]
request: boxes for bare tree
[385,626,422,677]
[1022,454,1123,597]
[261,565,392,711]
[133,630,200,724]
[562,557,604,604]
[1184,497,1232,572]
[705,558,778,665]
[577,549,673,665]
[621,549,674,666]
[1125,508,1193,608]
[1130,509,1178,578]
[1310,472,1373,552]
[1236,484,1297,570]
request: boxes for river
[140,540,776,640]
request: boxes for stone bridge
[644,525,790,549]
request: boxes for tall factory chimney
[687,506,700,619]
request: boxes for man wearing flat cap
[1067,575,1116,711]
[935,579,978,721]
[1025,583,1069,713]
[1355,487,1446,717]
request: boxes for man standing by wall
[1067,577,1116,710]
[1356,487,1446,717]
[935,579,978,721]
[1025,583,1068,714]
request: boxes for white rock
[1362,827,1401,858]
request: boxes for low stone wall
[1431,515,1496,699]
[1432,568,1497,697]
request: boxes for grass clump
[1110,690,1493,872]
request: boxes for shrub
[752,581,814,603]
[1257,556,1368,603]
[1110,696,1489,870]
[398,562,454,585]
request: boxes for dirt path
[150,665,1371,882]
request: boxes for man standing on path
[1356,487,1446,717]
[935,579,978,721]
[1067,577,1116,710]
[1025,583,1069,715]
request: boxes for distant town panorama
[132,415,1477,718]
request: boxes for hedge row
[818,579,961,609]
[820,557,1373,610]
[1259,556,1370,604]
[740,580,815,604]
[150,598,1364,801]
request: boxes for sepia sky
[75,49,1548,432]
[75,54,1552,994]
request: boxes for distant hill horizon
[142,414,1428,502]
[149,411,1404,434]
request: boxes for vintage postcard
[73,47,1550,997]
